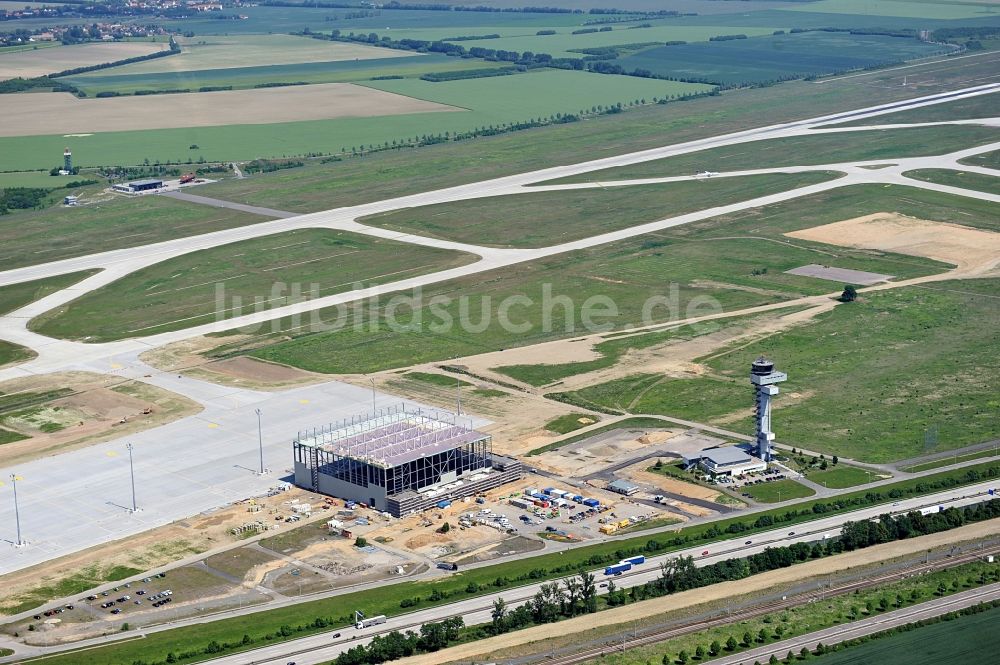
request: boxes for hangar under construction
[293,406,522,517]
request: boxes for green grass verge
[227,183,954,376]
[539,125,999,184]
[25,460,1000,665]
[360,171,841,248]
[0,427,28,445]
[829,90,1000,126]
[0,270,98,316]
[402,372,474,389]
[960,149,1000,171]
[528,418,683,456]
[543,413,599,435]
[0,193,269,271]
[742,478,816,503]
[29,229,475,342]
[903,448,1000,473]
[805,466,877,489]
[551,278,1000,462]
[4,565,141,616]
[0,341,33,369]
[902,168,1000,195]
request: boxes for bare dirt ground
[3,83,459,137]
[785,212,1000,276]
[0,41,167,80]
[0,485,327,617]
[397,518,1000,665]
[140,336,325,390]
[0,371,201,467]
[625,464,722,502]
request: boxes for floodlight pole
[255,408,264,475]
[11,473,23,546]
[126,443,138,513]
[369,377,377,415]
[456,380,462,416]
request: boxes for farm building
[685,447,767,477]
[293,406,522,517]
[112,178,163,194]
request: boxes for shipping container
[583,498,600,507]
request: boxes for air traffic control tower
[750,357,786,462]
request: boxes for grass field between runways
[360,171,841,247]
[29,229,477,342]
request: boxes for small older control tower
[63,147,72,173]
[750,357,786,462]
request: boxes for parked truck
[436,562,459,571]
[356,615,387,629]
[604,562,632,576]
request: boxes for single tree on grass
[727,635,739,651]
[354,536,368,548]
[840,284,858,302]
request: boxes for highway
[161,483,999,665]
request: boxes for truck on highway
[356,615,387,629]
[621,555,645,566]
[919,505,945,516]
[604,562,632,576]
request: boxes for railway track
[539,545,1000,665]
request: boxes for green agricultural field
[0,69,711,171]
[741,478,815,503]
[30,229,476,342]
[541,125,1000,184]
[0,271,96,315]
[228,183,960,375]
[810,604,1000,665]
[63,54,489,95]
[615,32,952,86]
[445,24,781,60]
[831,90,1000,126]
[175,50,1000,213]
[781,0,995,20]
[87,34,418,77]
[903,168,1000,195]
[555,279,1000,462]
[805,465,876,489]
[0,194,271,270]
[360,171,840,247]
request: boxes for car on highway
[702,550,710,556]
[745,540,753,545]
[788,531,796,536]
[332,633,341,639]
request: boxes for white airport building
[685,447,768,477]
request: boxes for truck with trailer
[621,555,645,566]
[356,615,387,629]
[604,562,632,576]
[436,562,459,571]
[919,505,945,516]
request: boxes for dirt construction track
[2,83,458,137]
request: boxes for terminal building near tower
[293,406,522,517]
